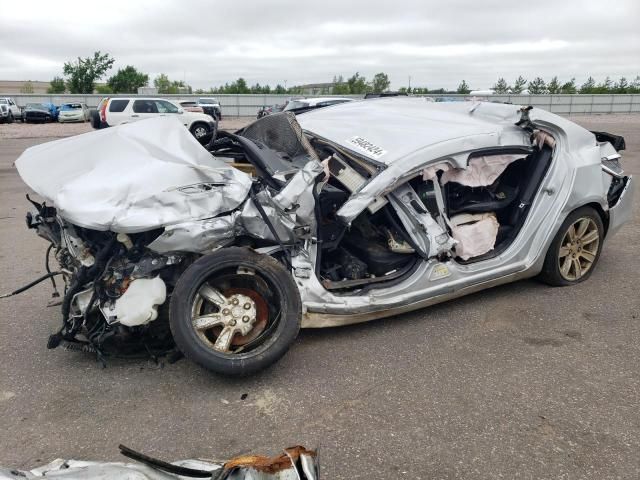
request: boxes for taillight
[99,98,108,123]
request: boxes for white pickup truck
[93,97,217,145]
[0,97,21,123]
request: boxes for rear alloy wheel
[539,206,604,286]
[169,247,301,376]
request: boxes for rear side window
[109,99,129,112]
[155,100,179,113]
[133,100,159,114]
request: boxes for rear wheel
[7,113,14,123]
[169,247,301,376]
[539,206,604,286]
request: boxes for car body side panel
[608,176,634,237]
[295,103,626,326]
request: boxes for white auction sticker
[346,136,387,159]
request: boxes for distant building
[138,86,158,95]
[0,80,50,94]
[0,80,108,94]
[298,82,341,95]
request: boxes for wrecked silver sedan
[12,98,634,376]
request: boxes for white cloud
[0,0,638,90]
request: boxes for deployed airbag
[440,154,525,187]
[450,212,499,260]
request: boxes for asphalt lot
[0,115,639,479]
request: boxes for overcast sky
[1,0,638,90]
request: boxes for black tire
[90,110,101,129]
[169,247,301,376]
[7,113,14,124]
[538,206,604,286]
[190,122,212,145]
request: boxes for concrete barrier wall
[3,93,640,116]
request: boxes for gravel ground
[0,117,254,139]
[0,114,639,478]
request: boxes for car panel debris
[0,444,318,479]
[9,98,634,376]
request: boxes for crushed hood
[15,117,252,233]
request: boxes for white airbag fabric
[450,213,499,260]
[15,117,251,232]
[440,154,524,187]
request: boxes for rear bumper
[608,175,634,238]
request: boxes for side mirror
[177,108,184,114]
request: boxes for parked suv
[0,97,21,123]
[93,97,217,145]
[197,98,222,120]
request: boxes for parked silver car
[58,103,90,123]
[12,99,633,376]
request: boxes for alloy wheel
[189,270,272,354]
[558,217,600,281]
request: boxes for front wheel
[190,122,213,145]
[539,206,604,286]
[169,247,301,376]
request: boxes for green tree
[580,76,596,94]
[47,76,66,94]
[614,77,629,93]
[107,65,149,93]
[372,72,391,93]
[560,78,577,94]
[20,81,34,94]
[594,76,613,94]
[629,76,640,94]
[346,72,370,94]
[456,80,470,94]
[154,73,171,93]
[511,76,527,94]
[95,85,113,94]
[274,84,287,94]
[528,77,547,94]
[492,78,510,94]
[547,76,561,94]
[63,51,115,93]
[331,75,349,94]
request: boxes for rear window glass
[109,99,129,112]
[0,99,7,104]
[61,104,82,110]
